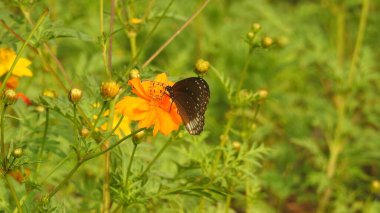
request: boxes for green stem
[36,108,49,174]
[103,99,115,212]
[1,104,8,169]
[83,128,145,162]
[124,0,175,71]
[48,162,81,198]
[88,101,108,139]
[100,0,112,78]
[347,0,369,85]
[0,9,49,92]
[141,0,211,69]
[73,104,79,146]
[47,129,144,199]
[237,47,254,91]
[140,139,172,177]
[5,175,22,213]
[125,143,138,185]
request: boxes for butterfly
[166,77,210,135]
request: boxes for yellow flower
[116,73,182,136]
[0,48,32,77]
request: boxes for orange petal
[128,78,151,100]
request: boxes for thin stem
[93,115,124,151]
[100,0,112,78]
[140,139,172,177]
[141,0,211,69]
[103,100,115,212]
[108,0,116,72]
[1,105,7,169]
[41,154,72,184]
[73,104,79,145]
[5,175,22,213]
[88,101,108,139]
[36,108,49,175]
[124,0,174,72]
[48,162,81,198]
[237,47,254,91]
[0,9,48,92]
[125,143,138,185]
[347,0,369,85]
[83,128,146,163]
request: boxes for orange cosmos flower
[116,73,182,136]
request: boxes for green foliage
[1,0,380,212]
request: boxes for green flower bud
[261,36,273,48]
[251,23,261,32]
[13,148,23,158]
[194,59,210,76]
[68,88,83,104]
[2,89,18,105]
[101,81,120,101]
[129,69,141,80]
[132,130,145,145]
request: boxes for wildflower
[100,81,120,101]
[116,73,182,136]
[0,48,32,77]
[68,88,83,104]
[80,127,90,138]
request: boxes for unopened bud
[2,89,18,105]
[258,90,268,103]
[232,141,241,152]
[68,88,83,104]
[261,36,273,48]
[251,23,261,32]
[129,69,141,80]
[80,127,90,138]
[42,89,57,99]
[132,130,145,145]
[100,81,120,101]
[194,59,210,76]
[13,148,23,158]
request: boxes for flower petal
[128,78,151,100]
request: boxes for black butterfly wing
[171,77,210,135]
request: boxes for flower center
[147,81,168,101]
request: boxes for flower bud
[132,130,145,145]
[100,81,120,101]
[258,90,268,103]
[68,88,83,104]
[80,127,90,138]
[246,32,255,41]
[194,59,210,76]
[129,69,141,80]
[13,148,23,158]
[42,89,57,99]
[232,141,241,152]
[261,36,273,48]
[275,36,289,48]
[371,180,380,194]
[35,105,45,113]
[251,23,261,33]
[2,89,18,105]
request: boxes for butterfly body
[166,77,210,135]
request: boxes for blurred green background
[1,0,380,212]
